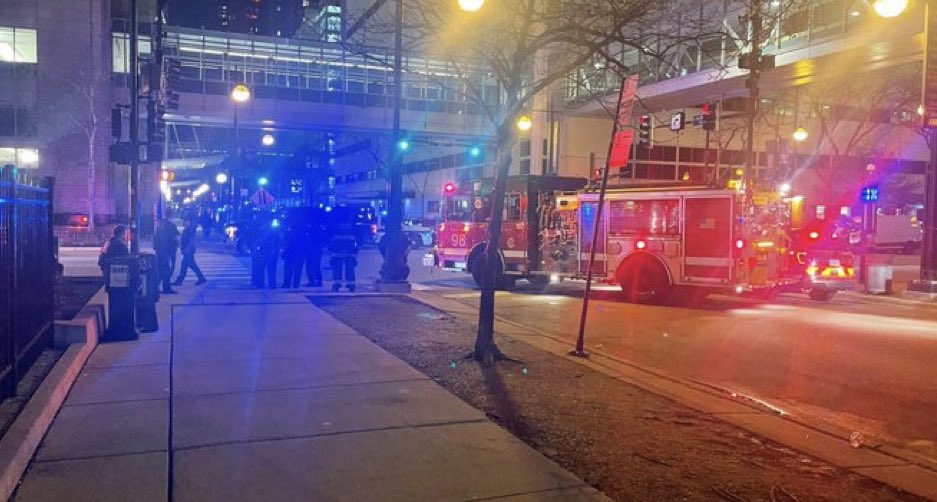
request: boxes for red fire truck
[432,175,854,302]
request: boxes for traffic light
[164,59,181,111]
[147,98,166,144]
[701,103,716,131]
[443,182,457,195]
[638,115,653,148]
[111,108,122,139]
[397,139,410,152]
[469,146,481,158]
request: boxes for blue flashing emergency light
[271,218,281,228]
[861,185,879,203]
[258,177,269,187]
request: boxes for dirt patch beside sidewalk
[311,295,922,502]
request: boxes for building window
[0,106,36,137]
[519,159,531,175]
[0,27,37,63]
[426,200,440,214]
[0,147,39,168]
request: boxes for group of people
[246,211,359,292]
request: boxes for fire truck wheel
[617,258,670,304]
[526,275,551,287]
[808,289,835,302]
[470,252,513,290]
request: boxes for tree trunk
[474,122,514,366]
[87,130,96,231]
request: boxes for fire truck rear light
[439,223,445,232]
[735,285,746,294]
[635,240,647,250]
[755,241,775,248]
[808,231,820,240]
[735,239,745,249]
[463,223,471,232]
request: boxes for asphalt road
[403,255,937,464]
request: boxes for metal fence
[0,165,55,400]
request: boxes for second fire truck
[432,175,854,302]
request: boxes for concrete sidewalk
[14,250,606,502]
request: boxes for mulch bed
[311,295,922,502]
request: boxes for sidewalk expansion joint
[168,377,432,400]
[34,448,168,464]
[63,396,168,409]
[457,484,592,502]
[85,361,170,370]
[172,418,490,453]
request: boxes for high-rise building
[298,0,344,42]
[168,0,303,37]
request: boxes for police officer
[173,218,207,286]
[304,217,324,287]
[251,212,280,289]
[281,215,305,289]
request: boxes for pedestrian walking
[200,209,214,240]
[250,212,280,289]
[154,218,180,294]
[329,223,358,292]
[173,218,207,286]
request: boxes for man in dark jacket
[173,218,207,285]
[98,225,130,283]
[329,223,358,292]
[305,218,324,287]
[250,212,280,289]
[154,218,179,294]
[281,217,305,289]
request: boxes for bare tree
[356,0,719,365]
[802,67,918,201]
[43,67,112,231]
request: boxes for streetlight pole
[129,0,141,253]
[377,0,411,290]
[230,84,250,211]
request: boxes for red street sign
[608,130,634,169]
[251,188,275,208]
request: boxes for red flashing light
[443,182,457,194]
[635,240,647,250]
[79,215,89,225]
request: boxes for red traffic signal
[443,182,457,194]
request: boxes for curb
[412,291,937,501]
[0,295,104,501]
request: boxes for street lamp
[872,0,909,17]
[516,115,533,132]
[457,0,485,12]
[230,84,250,208]
[261,133,276,147]
[792,127,808,142]
[215,172,228,185]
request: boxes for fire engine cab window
[504,194,522,221]
[608,199,679,236]
[446,197,470,221]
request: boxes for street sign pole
[910,1,937,294]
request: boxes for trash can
[136,253,160,333]
[865,254,894,295]
[104,255,139,342]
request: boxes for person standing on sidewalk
[304,216,324,287]
[281,215,305,289]
[329,223,358,292]
[154,218,180,294]
[173,218,207,286]
[250,212,280,289]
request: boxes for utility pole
[377,0,411,290]
[129,0,141,254]
[743,0,762,186]
[911,1,937,294]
